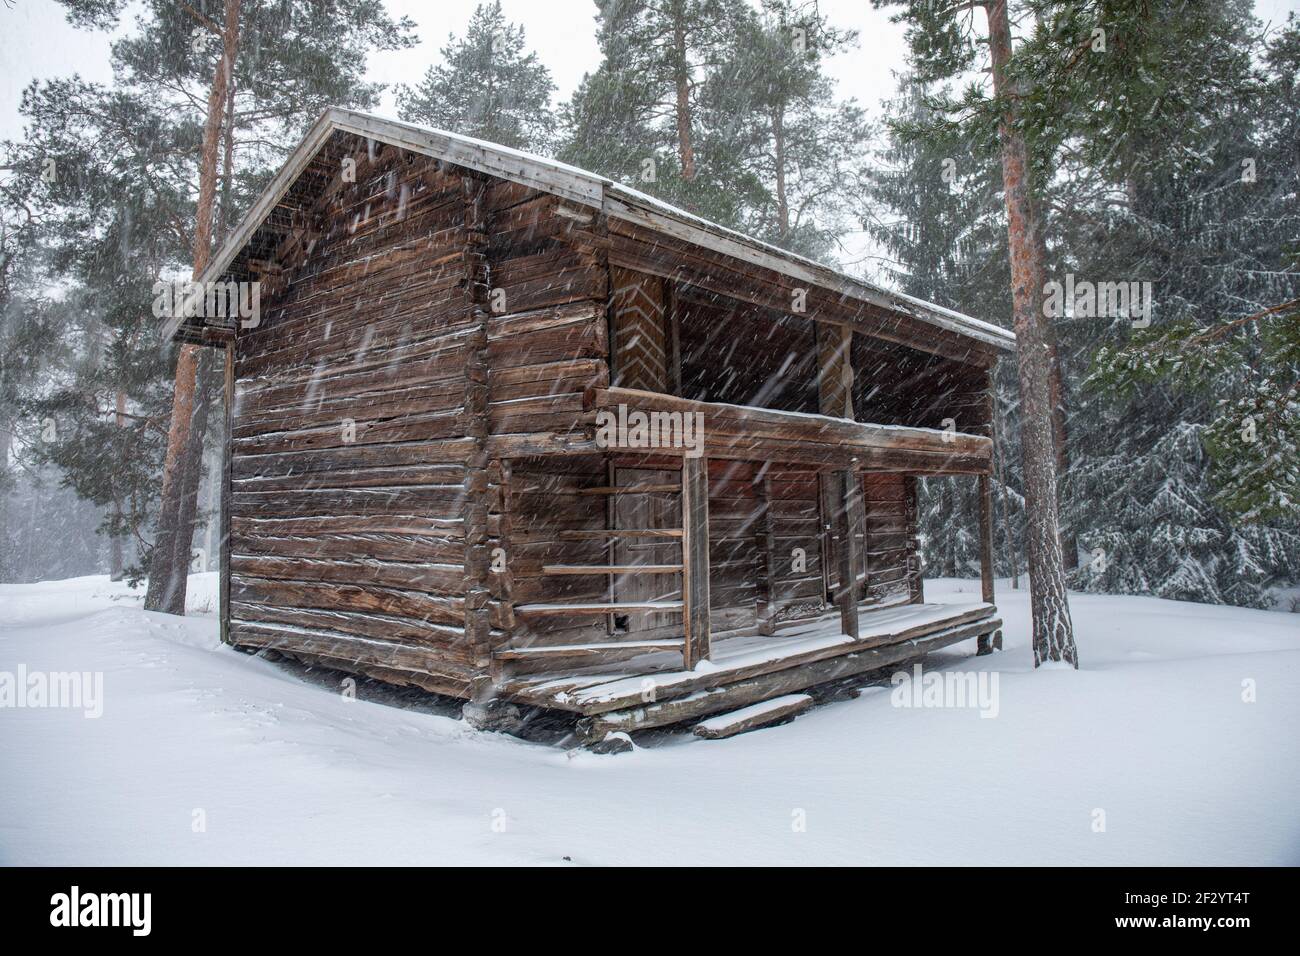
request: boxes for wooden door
[613,467,682,636]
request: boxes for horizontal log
[692,693,813,739]
[230,554,463,592]
[575,616,1001,735]
[494,639,684,661]
[586,386,991,457]
[515,601,684,615]
[541,564,682,575]
[547,604,998,715]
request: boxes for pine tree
[560,0,755,221]
[866,74,1028,581]
[7,79,193,582]
[396,2,556,152]
[52,0,415,613]
[707,0,871,257]
[874,0,1078,666]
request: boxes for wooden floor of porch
[498,599,1001,721]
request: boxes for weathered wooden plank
[542,564,682,575]
[682,456,712,669]
[693,693,813,739]
[220,343,234,645]
[834,469,863,640]
[979,473,995,604]
[495,639,684,661]
[574,615,1001,734]
[515,601,684,615]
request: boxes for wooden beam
[693,694,813,739]
[905,475,925,604]
[583,385,993,464]
[666,280,682,396]
[220,342,235,645]
[575,615,1001,739]
[681,456,712,668]
[755,476,777,636]
[978,473,995,606]
[834,468,863,640]
[817,323,854,419]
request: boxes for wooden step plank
[495,639,684,661]
[515,600,684,615]
[693,694,813,739]
[542,564,682,575]
[570,614,1000,730]
[558,529,684,540]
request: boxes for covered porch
[489,385,1004,724]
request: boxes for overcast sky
[6,0,1297,146]
[2,0,1298,279]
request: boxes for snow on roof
[170,107,1015,352]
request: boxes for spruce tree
[396,2,556,152]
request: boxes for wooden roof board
[164,107,1016,353]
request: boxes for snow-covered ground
[1,573,1296,865]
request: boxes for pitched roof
[164,107,1015,352]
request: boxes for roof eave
[164,107,1016,354]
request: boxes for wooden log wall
[862,473,919,604]
[221,133,994,692]
[227,141,480,693]
[482,183,609,457]
[477,182,615,664]
[502,455,612,661]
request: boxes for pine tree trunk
[0,424,11,582]
[773,104,789,239]
[986,0,1077,666]
[108,389,126,581]
[1034,204,1078,570]
[145,0,241,613]
[671,10,696,180]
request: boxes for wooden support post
[755,476,776,636]
[666,280,682,397]
[833,468,862,640]
[904,475,924,605]
[219,341,234,645]
[816,324,854,419]
[978,473,995,605]
[818,472,835,608]
[976,472,999,655]
[681,456,711,668]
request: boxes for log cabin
[164,108,1012,743]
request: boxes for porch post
[755,476,777,636]
[978,473,995,605]
[977,472,1000,655]
[682,455,711,668]
[833,467,862,640]
[219,341,234,645]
